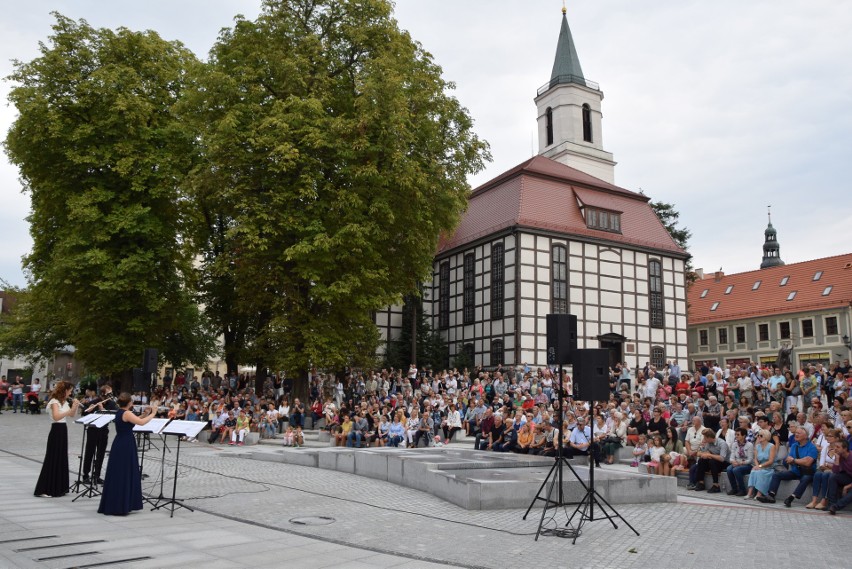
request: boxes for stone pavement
[1,411,849,568]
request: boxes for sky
[1,0,851,288]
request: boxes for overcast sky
[2,0,851,288]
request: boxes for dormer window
[585,207,621,233]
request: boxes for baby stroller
[26,392,41,414]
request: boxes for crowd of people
[12,356,852,515]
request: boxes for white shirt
[47,398,70,423]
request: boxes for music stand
[133,418,172,506]
[152,420,205,518]
[70,414,101,496]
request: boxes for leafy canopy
[2,14,215,374]
[186,0,490,376]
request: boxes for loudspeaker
[572,348,610,402]
[132,367,148,392]
[142,348,158,379]
[546,314,577,365]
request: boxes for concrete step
[245,446,676,510]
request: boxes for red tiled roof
[437,155,686,256]
[687,253,852,324]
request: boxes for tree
[383,294,448,372]
[3,15,215,388]
[649,200,695,280]
[186,0,490,396]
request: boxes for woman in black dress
[34,381,80,497]
[98,392,159,516]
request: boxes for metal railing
[537,74,600,95]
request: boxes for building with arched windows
[375,10,689,370]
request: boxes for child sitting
[631,434,649,467]
[282,426,295,446]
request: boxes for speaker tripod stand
[523,352,639,542]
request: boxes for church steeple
[549,9,585,87]
[535,6,616,183]
[760,206,785,269]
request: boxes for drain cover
[289,516,336,526]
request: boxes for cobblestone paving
[2,412,849,568]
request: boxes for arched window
[490,243,504,320]
[649,260,664,328]
[552,245,568,314]
[582,104,592,143]
[545,107,554,146]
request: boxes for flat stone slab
[246,446,676,510]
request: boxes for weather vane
[767,204,772,223]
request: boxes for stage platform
[245,446,677,510]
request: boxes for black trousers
[83,426,109,479]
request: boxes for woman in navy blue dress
[98,393,159,516]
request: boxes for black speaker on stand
[132,368,147,392]
[525,317,639,543]
[546,314,577,365]
[142,348,158,393]
[572,349,611,402]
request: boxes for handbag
[791,385,802,396]
[794,446,815,476]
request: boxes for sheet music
[161,420,207,438]
[133,418,172,434]
[75,414,101,425]
[90,413,115,428]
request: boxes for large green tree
[3,15,215,387]
[186,0,490,394]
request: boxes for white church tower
[535,6,616,183]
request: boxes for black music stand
[133,418,172,506]
[151,420,205,518]
[70,414,100,496]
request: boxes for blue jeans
[811,470,832,500]
[388,435,404,447]
[769,469,813,498]
[12,393,23,412]
[346,431,363,448]
[726,464,753,493]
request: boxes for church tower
[535,6,616,183]
[760,207,785,269]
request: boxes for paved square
[1,413,847,568]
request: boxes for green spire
[550,11,585,83]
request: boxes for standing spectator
[0,375,8,413]
[10,376,24,413]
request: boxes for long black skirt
[34,423,69,497]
